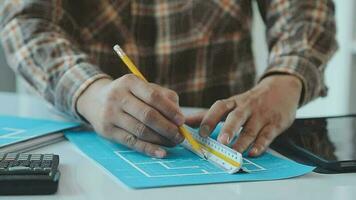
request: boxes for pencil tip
[202,151,208,160]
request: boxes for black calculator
[0,153,60,195]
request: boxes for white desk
[0,92,355,200]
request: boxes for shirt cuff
[55,63,112,122]
[259,55,328,106]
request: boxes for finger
[249,124,278,157]
[232,116,265,153]
[218,107,251,145]
[121,95,184,144]
[113,112,176,147]
[185,110,207,127]
[129,79,184,126]
[110,127,167,158]
[199,99,235,137]
[151,83,179,104]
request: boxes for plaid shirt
[0,0,337,121]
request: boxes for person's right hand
[77,74,185,158]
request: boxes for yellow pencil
[113,45,205,158]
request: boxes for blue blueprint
[65,124,315,189]
[0,115,79,147]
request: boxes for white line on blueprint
[242,158,266,172]
[136,171,225,178]
[114,150,267,177]
[159,162,200,170]
[114,151,153,177]
[0,127,26,138]
[114,150,226,177]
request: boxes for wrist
[259,74,303,104]
[261,74,302,89]
[77,78,113,123]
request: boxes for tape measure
[182,125,243,174]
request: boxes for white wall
[252,0,356,118]
[0,46,16,92]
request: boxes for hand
[186,75,302,157]
[77,74,185,158]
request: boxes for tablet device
[271,115,356,173]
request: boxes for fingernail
[200,125,210,137]
[218,133,230,144]
[249,147,258,156]
[154,149,166,158]
[174,132,184,143]
[174,114,185,125]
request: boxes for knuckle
[105,90,118,104]
[163,125,178,139]
[147,89,161,102]
[119,95,130,107]
[124,134,138,147]
[120,74,136,82]
[167,90,179,102]
[141,143,154,155]
[142,107,157,123]
[213,100,225,108]
[247,98,258,108]
[221,99,232,110]
[242,127,257,138]
[260,132,274,142]
[134,123,146,138]
[244,133,256,141]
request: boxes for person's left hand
[185,74,302,157]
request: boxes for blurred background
[0,0,355,117]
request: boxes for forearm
[258,0,338,105]
[0,0,110,121]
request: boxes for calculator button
[30,161,41,168]
[19,161,31,167]
[43,154,53,161]
[41,160,52,168]
[5,153,17,160]
[33,167,43,171]
[30,154,42,161]
[43,167,52,171]
[32,168,51,175]
[8,166,31,172]
[18,154,30,161]
[0,153,5,161]
[0,161,9,169]
[8,161,20,167]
